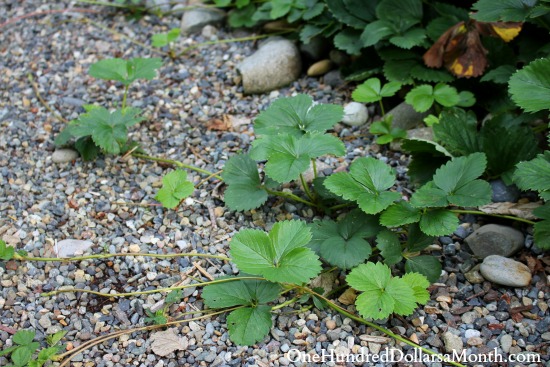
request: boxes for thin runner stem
[16,251,230,263]
[451,209,536,225]
[264,188,318,208]
[132,152,222,180]
[300,173,315,202]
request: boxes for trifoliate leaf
[401,272,431,303]
[309,210,379,269]
[89,57,162,85]
[227,305,272,345]
[254,94,344,137]
[202,278,281,308]
[347,262,417,319]
[433,83,461,107]
[152,28,180,47]
[419,209,459,236]
[155,170,194,209]
[230,221,321,284]
[222,154,268,211]
[380,201,421,227]
[324,157,400,214]
[352,78,402,103]
[262,133,345,183]
[405,255,442,283]
[514,153,550,192]
[376,230,402,265]
[405,83,460,112]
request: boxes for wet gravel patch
[1,1,549,366]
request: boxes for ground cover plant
[1,0,550,365]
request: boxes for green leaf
[165,289,183,305]
[89,57,162,85]
[37,346,60,362]
[456,91,476,107]
[389,28,426,49]
[0,345,18,357]
[352,78,402,103]
[155,170,194,209]
[202,278,281,307]
[410,182,448,208]
[230,221,321,284]
[11,346,33,367]
[433,108,482,156]
[361,20,394,47]
[410,64,454,83]
[326,0,370,28]
[0,239,15,261]
[222,154,268,211]
[405,255,442,283]
[262,134,345,183]
[152,28,180,47]
[75,136,100,161]
[405,223,434,252]
[405,85,435,112]
[472,0,535,21]
[227,306,272,345]
[376,0,422,23]
[228,4,258,27]
[383,59,416,84]
[254,94,343,137]
[347,262,417,319]
[419,209,459,237]
[309,210,378,269]
[447,179,493,207]
[402,272,431,303]
[514,153,550,192]
[509,58,550,113]
[13,330,36,346]
[46,330,67,347]
[324,157,401,214]
[334,29,364,55]
[534,220,550,250]
[376,230,403,265]
[270,0,292,18]
[433,83,460,107]
[481,65,516,84]
[380,201,421,227]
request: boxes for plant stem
[271,297,300,311]
[300,286,467,367]
[132,152,223,180]
[55,306,243,366]
[195,170,224,188]
[42,276,262,298]
[17,251,230,263]
[122,85,129,110]
[378,100,386,116]
[328,202,355,211]
[312,159,318,179]
[264,188,318,208]
[450,209,536,225]
[299,173,316,202]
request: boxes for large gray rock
[238,39,301,94]
[181,8,225,34]
[464,224,524,258]
[387,102,429,130]
[480,255,532,287]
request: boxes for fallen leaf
[478,201,541,220]
[225,114,251,129]
[338,288,357,305]
[309,271,337,296]
[206,118,230,131]
[150,328,189,357]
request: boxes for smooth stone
[490,179,520,203]
[52,149,78,163]
[500,334,513,353]
[323,70,345,88]
[238,39,301,94]
[307,59,332,76]
[56,239,94,257]
[464,265,484,284]
[480,255,532,287]
[61,97,85,107]
[465,224,524,258]
[201,24,217,38]
[341,102,368,126]
[442,332,463,352]
[387,101,429,130]
[181,8,225,34]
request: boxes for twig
[28,73,68,123]
[0,8,99,29]
[193,261,215,281]
[16,251,231,263]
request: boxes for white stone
[56,239,93,257]
[480,255,531,287]
[52,149,78,163]
[341,102,368,126]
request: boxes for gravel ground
[1,1,549,366]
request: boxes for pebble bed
[1,1,549,366]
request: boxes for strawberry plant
[151,28,180,58]
[0,330,66,367]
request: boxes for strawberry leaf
[226,306,272,345]
[155,170,194,209]
[222,154,268,211]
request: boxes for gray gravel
[1,1,549,367]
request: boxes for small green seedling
[145,290,184,325]
[405,83,475,113]
[155,170,194,209]
[0,329,66,367]
[152,28,181,59]
[369,115,406,144]
[352,77,402,115]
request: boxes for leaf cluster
[0,330,66,367]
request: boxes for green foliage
[351,77,401,103]
[222,154,268,211]
[203,277,281,345]
[514,152,550,195]
[0,239,15,261]
[533,204,550,250]
[309,210,380,269]
[89,57,162,85]
[376,230,402,265]
[144,289,184,325]
[155,170,194,209]
[230,220,322,284]
[346,262,429,320]
[151,28,180,48]
[405,255,442,283]
[369,116,406,144]
[509,58,550,113]
[324,157,401,214]
[405,83,465,112]
[56,107,143,158]
[472,0,537,22]
[1,329,63,367]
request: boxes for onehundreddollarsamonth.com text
[287,347,541,364]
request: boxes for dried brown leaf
[479,201,542,220]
